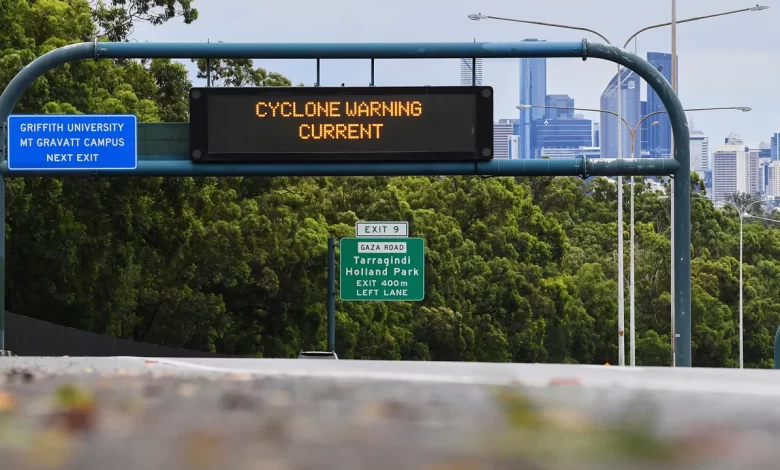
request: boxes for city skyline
[489,44,780,200]
[133,0,775,148]
[506,48,715,163]
[492,48,770,161]
[490,47,769,157]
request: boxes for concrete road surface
[1,357,780,469]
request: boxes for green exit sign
[339,237,425,302]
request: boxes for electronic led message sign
[189,86,493,163]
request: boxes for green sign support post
[327,236,336,352]
[328,222,423,352]
[340,237,425,302]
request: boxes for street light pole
[659,191,707,366]
[521,104,750,366]
[739,209,743,368]
[670,0,678,369]
[632,106,748,367]
[617,98,625,366]
[724,198,770,369]
[472,4,768,368]
[664,2,766,368]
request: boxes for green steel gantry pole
[0,40,692,365]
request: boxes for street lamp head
[749,5,770,11]
[468,13,488,21]
[516,104,532,110]
[737,107,752,112]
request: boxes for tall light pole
[519,104,750,366]
[670,0,678,367]
[660,194,770,368]
[660,191,708,366]
[470,4,769,368]
[632,107,748,366]
[723,198,771,369]
[642,104,749,367]
[665,2,766,367]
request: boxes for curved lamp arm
[467,14,612,44]
[622,6,770,48]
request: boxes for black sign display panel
[189,86,493,162]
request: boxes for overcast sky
[135,0,779,148]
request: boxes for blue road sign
[7,114,137,171]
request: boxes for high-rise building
[690,129,709,179]
[508,135,520,160]
[593,122,600,148]
[545,94,574,120]
[759,158,771,194]
[532,117,592,157]
[759,141,771,159]
[518,39,547,159]
[747,149,761,195]
[646,52,678,157]
[600,67,641,159]
[712,146,739,202]
[726,133,742,145]
[768,161,780,196]
[712,133,759,201]
[771,133,780,161]
[493,119,515,159]
[640,100,649,154]
[459,58,483,86]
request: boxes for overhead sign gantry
[0,39,693,367]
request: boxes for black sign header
[189,86,494,163]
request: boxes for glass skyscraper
[600,67,641,159]
[533,117,592,156]
[646,52,678,157]
[460,58,483,86]
[518,39,547,159]
[640,100,648,153]
[758,141,771,159]
[771,133,780,161]
[545,94,574,120]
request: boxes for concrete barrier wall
[5,312,231,357]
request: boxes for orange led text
[299,123,384,140]
[255,99,423,140]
